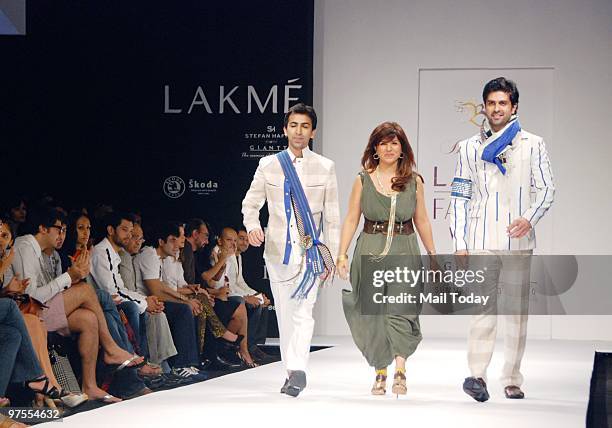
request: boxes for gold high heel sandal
[391,371,407,396]
[371,374,387,395]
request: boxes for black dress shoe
[463,377,490,402]
[143,374,165,390]
[281,370,307,397]
[218,334,244,351]
[199,359,213,371]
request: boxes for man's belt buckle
[300,235,313,250]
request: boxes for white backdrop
[312,0,612,340]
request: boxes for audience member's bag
[0,292,47,316]
[48,334,82,394]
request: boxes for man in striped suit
[449,77,555,402]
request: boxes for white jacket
[449,129,555,251]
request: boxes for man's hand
[146,295,164,313]
[199,287,215,306]
[248,228,265,247]
[454,250,469,270]
[507,217,532,239]
[188,298,203,316]
[0,247,15,276]
[261,293,271,307]
[244,295,261,307]
[217,246,233,262]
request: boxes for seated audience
[162,223,243,365]
[4,207,143,403]
[133,221,207,381]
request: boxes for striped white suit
[449,130,554,252]
[449,127,555,388]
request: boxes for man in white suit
[242,103,340,397]
[449,77,554,402]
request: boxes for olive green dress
[342,171,423,369]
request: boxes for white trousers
[467,250,532,387]
[268,265,318,373]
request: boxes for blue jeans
[164,301,199,368]
[0,299,43,396]
[94,290,145,398]
[117,301,149,359]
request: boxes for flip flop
[108,355,145,373]
[96,394,121,404]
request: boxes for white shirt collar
[287,146,311,163]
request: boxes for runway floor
[39,336,608,428]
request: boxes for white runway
[40,336,607,428]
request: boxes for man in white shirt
[242,103,341,396]
[5,207,142,402]
[133,221,206,380]
[119,222,178,368]
[90,212,164,369]
[449,77,555,402]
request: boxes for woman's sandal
[25,376,61,400]
[391,371,407,397]
[371,374,387,395]
[238,351,259,368]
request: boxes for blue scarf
[277,151,332,299]
[481,117,521,175]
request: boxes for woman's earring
[373,153,380,160]
[399,153,404,159]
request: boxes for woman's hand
[0,247,14,276]
[5,273,29,293]
[337,258,349,280]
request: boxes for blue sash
[481,119,521,175]
[277,151,331,299]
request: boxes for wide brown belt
[363,218,414,235]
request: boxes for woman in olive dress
[338,122,437,396]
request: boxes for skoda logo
[163,176,185,199]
